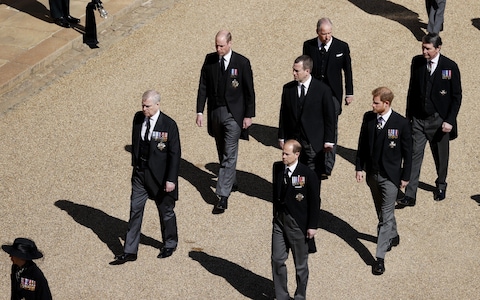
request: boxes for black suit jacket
[278,77,336,153]
[355,111,412,185]
[197,51,256,140]
[406,54,462,140]
[303,37,354,107]
[132,111,181,199]
[272,161,320,235]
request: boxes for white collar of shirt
[285,160,298,177]
[317,37,333,51]
[378,108,392,125]
[222,50,233,68]
[298,75,312,96]
[143,110,160,140]
[429,54,440,73]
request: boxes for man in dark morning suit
[49,0,80,28]
[111,90,181,265]
[196,30,256,214]
[426,0,446,33]
[397,33,461,207]
[278,55,336,187]
[303,17,354,178]
[272,140,320,300]
[356,87,412,275]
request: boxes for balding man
[303,17,354,177]
[272,140,320,300]
[196,30,256,214]
[111,90,181,264]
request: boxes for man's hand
[306,228,317,239]
[442,122,453,133]
[324,143,334,153]
[345,96,354,105]
[400,180,409,189]
[356,171,364,183]
[243,117,252,129]
[278,140,285,149]
[196,114,203,127]
[165,181,176,192]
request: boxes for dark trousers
[271,213,309,300]
[324,96,340,175]
[366,172,398,259]
[211,106,241,197]
[124,168,178,254]
[299,140,323,190]
[405,114,449,199]
[426,0,446,33]
[49,0,70,18]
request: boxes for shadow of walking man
[189,250,274,299]
[54,200,162,255]
[1,0,53,23]
[348,0,426,41]
[205,162,272,202]
[319,210,377,266]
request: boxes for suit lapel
[290,83,299,117]
[367,117,376,153]
[149,112,163,153]
[133,115,143,159]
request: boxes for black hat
[2,238,43,260]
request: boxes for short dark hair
[422,32,442,48]
[294,55,313,72]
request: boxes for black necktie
[299,84,305,103]
[220,57,225,75]
[376,117,383,130]
[284,168,290,185]
[427,60,433,75]
[320,43,326,55]
[144,118,151,141]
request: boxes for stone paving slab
[0,0,145,96]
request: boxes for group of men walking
[106,13,461,300]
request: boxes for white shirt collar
[222,50,233,65]
[317,37,333,51]
[146,110,160,127]
[285,160,298,176]
[298,75,312,90]
[378,108,393,123]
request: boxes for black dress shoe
[54,17,70,28]
[387,235,400,251]
[396,196,416,206]
[434,189,446,201]
[216,196,228,210]
[372,258,385,275]
[157,247,176,258]
[66,15,80,23]
[109,253,137,265]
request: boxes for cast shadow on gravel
[471,195,480,205]
[126,145,272,204]
[54,200,163,255]
[347,0,427,41]
[205,162,271,202]
[249,123,278,148]
[319,210,376,266]
[189,250,274,299]
[472,18,480,31]
[179,159,219,205]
